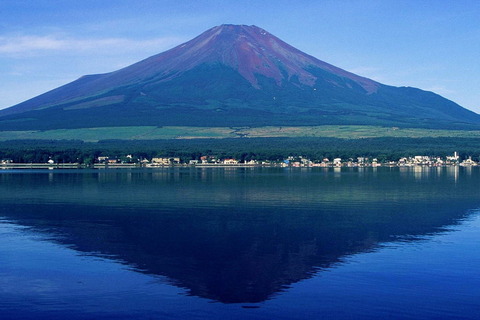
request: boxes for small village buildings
[460,157,477,166]
[223,159,239,165]
[97,156,109,163]
[151,157,180,165]
[200,155,219,164]
[446,152,460,162]
[87,151,478,167]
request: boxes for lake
[1,167,479,319]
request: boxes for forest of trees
[1,137,480,164]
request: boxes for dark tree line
[1,137,480,164]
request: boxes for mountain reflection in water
[0,166,478,304]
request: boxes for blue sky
[1,0,479,112]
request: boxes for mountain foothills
[1,24,479,131]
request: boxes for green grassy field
[0,125,479,142]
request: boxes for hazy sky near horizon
[1,0,479,112]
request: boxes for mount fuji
[1,24,479,130]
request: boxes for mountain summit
[1,24,479,130]
[130,24,379,93]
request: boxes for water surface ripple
[0,167,479,319]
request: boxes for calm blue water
[1,167,479,319]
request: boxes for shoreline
[0,163,475,170]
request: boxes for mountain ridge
[1,24,478,130]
